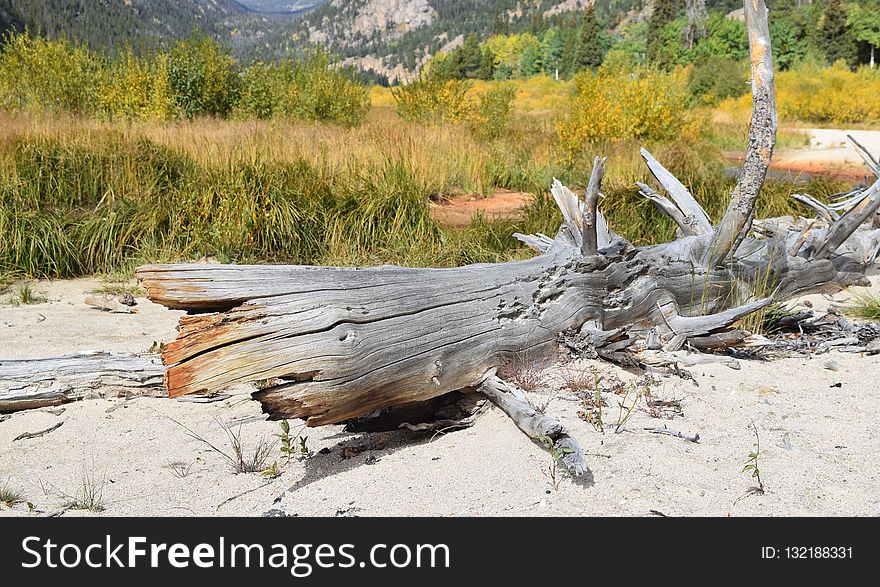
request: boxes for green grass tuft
[845,292,880,320]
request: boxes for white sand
[775,128,880,173]
[1,277,879,517]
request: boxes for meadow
[0,33,876,283]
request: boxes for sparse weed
[0,482,22,507]
[613,385,644,434]
[498,351,547,392]
[175,416,274,474]
[90,283,145,297]
[166,460,193,478]
[278,420,294,465]
[560,365,595,393]
[260,461,281,479]
[8,282,47,305]
[742,421,765,496]
[61,466,106,512]
[298,435,311,457]
[539,434,574,492]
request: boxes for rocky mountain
[237,0,327,13]
[0,0,750,78]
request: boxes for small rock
[118,292,137,306]
[823,360,840,372]
[261,509,292,517]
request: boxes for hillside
[0,1,863,80]
[0,0,302,57]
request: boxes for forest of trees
[413,1,880,84]
[0,0,878,86]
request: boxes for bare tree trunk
[685,0,708,49]
[0,352,165,412]
[135,1,880,472]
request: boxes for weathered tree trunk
[0,351,165,412]
[136,1,880,472]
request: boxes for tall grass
[0,111,851,280]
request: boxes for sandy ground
[1,275,879,517]
[773,128,880,177]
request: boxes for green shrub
[167,34,239,119]
[687,56,749,106]
[235,53,369,125]
[235,62,285,120]
[280,51,369,125]
[471,85,516,141]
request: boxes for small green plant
[539,435,574,492]
[148,341,166,354]
[845,292,880,320]
[742,421,765,495]
[298,435,311,457]
[27,502,35,513]
[260,461,281,479]
[9,283,47,305]
[278,420,294,464]
[0,482,22,507]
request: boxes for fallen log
[136,1,880,472]
[0,351,165,412]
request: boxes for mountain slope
[0,0,302,57]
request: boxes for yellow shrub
[0,32,103,115]
[392,77,475,124]
[718,63,880,125]
[99,50,177,121]
[557,65,694,157]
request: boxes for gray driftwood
[479,375,587,475]
[135,1,880,471]
[0,351,165,412]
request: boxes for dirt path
[430,189,533,227]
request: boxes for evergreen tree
[647,0,680,64]
[572,5,602,72]
[478,46,496,80]
[459,32,483,79]
[491,10,509,36]
[519,41,543,77]
[559,25,579,78]
[820,0,856,67]
[542,28,565,78]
